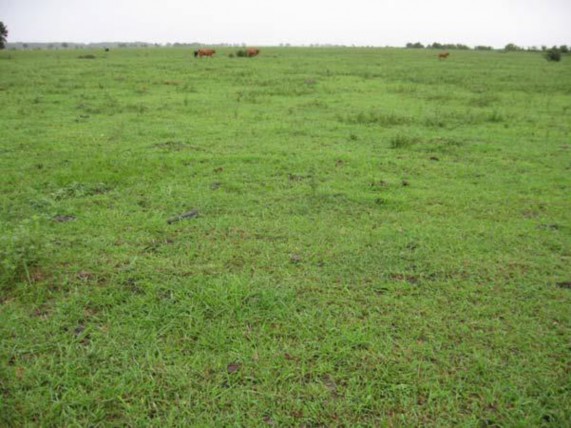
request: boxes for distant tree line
[406,42,472,50]
[6,41,257,50]
[405,41,570,54]
[6,41,161,50]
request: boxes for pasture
[1,47,570,426]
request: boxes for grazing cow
[194,49,216,58]
[246,48,260,57]
[438,52,450,60]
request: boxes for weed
[487,109,508,123]
[1,217,44,288]
[389,134,419,148]
[344,110,411,126]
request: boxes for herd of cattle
[194,48,260,58]
[193,48,450,59]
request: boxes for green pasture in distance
[1,47,570,426]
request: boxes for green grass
[1,47,570,426]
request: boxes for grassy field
[1,47,570,426]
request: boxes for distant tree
[429,42,444,49]
[475,45,493,51]
[559,45,569,54]
[504,43,522,52]
[406,42,424,49]
[544,47,561,62]
[0,21,8,49]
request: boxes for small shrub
[345,110,411,126]
[236,50,247,57]
[390,134,419,149]
[544,48,561,62]
[1,218,44,287]
[487,110,509,123]
[78,54,97,59]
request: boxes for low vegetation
[545,47,562,62]
[0,47,570,426]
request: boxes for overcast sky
[2,0,570,48]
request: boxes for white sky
[1,0,570,48]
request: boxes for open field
[1,47,570,426]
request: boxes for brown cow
[194,49,216,58]
[246,48,260,57]
[438,52,450,60]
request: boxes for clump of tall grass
[343,110,411,126]
[389,134,420,148]
[1,218,44,287]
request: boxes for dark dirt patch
[152,140,188,151]
[538,224,560,231]
[30,268,47,283]
[74,324,86,337]
[72,324,90,345]
[322,374,339,398]
[143,238,175,253]
[33,306,51,319]
[290,254,302,264]
[210,182,221,190]
[284,353,299,361]
[556,282,571,289]
[227,363,241,374]
[53,215,76,223]
[167,209,199,224]
[122,278,144,294]
[152,141,206,152]
[288,173,306,181]
[263,416,275,426]
[390,273,420,284]
[77,271,94,281]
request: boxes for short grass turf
[1,47,570,426]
